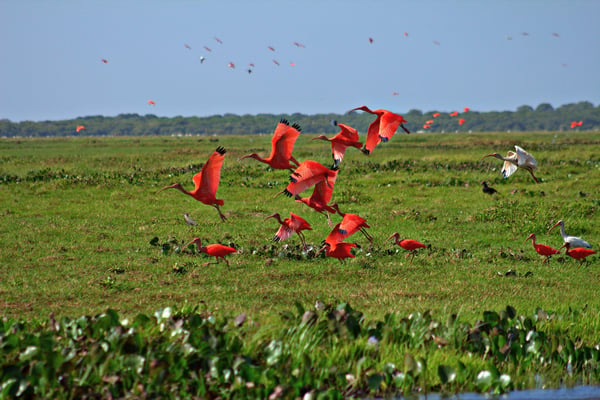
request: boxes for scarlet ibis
[310,122,362,168]
[464,107,470,112]
[570,121,583,129]
[157,147,228,222]
[148,100,156,106]
[481,181,498,195]
[330,203,372,242]
[283,161,338,221]
[101,59,108,64]
[184,213,198,226]
[264,212,312,249]
[315,241,356,263]
[227,62,235,68]
[524,233,559,264]
[449,111,459,117]
[433,113,440,118]
[239,119,301,171]
[214,37,223,44]
[346,105,410,154]
[368,37,374,44]
[268,46,276,51]
[559,243,596,261]
[76,125,85,133]
[548,220,592,249]
[387,232,426,264]
[185,237,236,266]
[481,145,539,183]
[458,118,466,125]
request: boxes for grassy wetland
[1,130,599,397]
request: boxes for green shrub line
[1,303,598,399]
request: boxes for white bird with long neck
[548,220,592,249]
[481,145,539,183]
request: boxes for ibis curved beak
[547,221,561,233]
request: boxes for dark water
[394,386,600,400]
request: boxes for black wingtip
[215,146,226,155]
[361,147,371,155]
[292,123,302,132]
[280,118,290,126]
[273,236,281,242]
[283,189,293,198]
[401,124,410,134]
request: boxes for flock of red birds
[157,106,595,266]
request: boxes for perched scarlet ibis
[185,237,236,266]
[157,147,228,222]
[570,121,583,128]
[239,119,301,171]
[524,233,559,264]
[264,212,312,249]
[481,145,539,183]
[458,118,466,125]
[148,100,156,106]
[548,220,592,249]
[433,112,440,118]
[76,125,85,133]
[346,105,410,154]
[310,122,362,168]
[329,203,372,242]
[449,111,459,117]
[387,232,426,264]
[315,241,356,263]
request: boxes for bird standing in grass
[185,237,237,266]
[264,212,312,249]
[387,232,426,264]
[559,243,596,262]
[346,105,410,154]
[524,233,559,264]
[481,145,539,183]
[481,181,498,195]
[548,220,592,249]
[157,147,228,222]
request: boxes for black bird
[481,181,498,195]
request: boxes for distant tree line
[1,101,598,137]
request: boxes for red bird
[458,118,466,126]
[570,121,583,129]
[433,112,440,118]
[449,111,459,117]
[524,233,559,264]
[157,147,228,222]
[347,105,410,154]
[315,241,356,263]
[239,119,301,171]
[329,203,372,242]
[101,59,108,64]
[310,122,362,168]
[148,100,156,106]
[185,237,236,266]
[560,243,596,261]
[76,125,85,133]
[387,232,427,264]
[264,212,312,249]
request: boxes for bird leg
[528,170,539,184]
[297,231,308,251]
[401,124,410,134]
[214,205,227,222]
[360,227,374,243]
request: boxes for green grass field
[1,131,598,335]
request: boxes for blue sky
[1,1,599,122]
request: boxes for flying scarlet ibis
[423,124,431,129]
[329,203,372,242]
[204,46,212,52]
[157,147,228,222]
[368,37,374,43]
[264,212,312,249]
[464,107,470,112]
[449,111,459,117]
[185,237,236,266]
[239,119,301,171]
[387,232,426,264]
[284,161,339,220]
[76,125,85,133]
[315,241,356,263]
[481,181,498,195]
[268,46,276,51]
[272,59,280,66]
[184,43,191,50]
[101,59,108,64]
[310,122,362,168]
[524,233,559,264]
[227,62,235,68]
[433,112,440,118]
[570,121,583,128]
[481,145,539,183]
[148,100,156,106]
[214,37,223,44]
[426,120,434,124]
[346,105,410,154]
[458,118,466,125]
[561,244,596,261]
[548,220,592,249]
[292,41,306,48]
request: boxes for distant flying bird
[239,119,301,171]
[506,36,513,40]
[433,40,441,45]
[392,91,399,96]
[521,32,529,36]
[570,121,583,128]
[449,111,459,117]
[199,56,206,64]
[387,232,427,264]
[272,59,280,66]
[458,118,466,125]
[183,213,198,226]
[310,122,362,168]
[315,241,356,263]
[481,181,498,195]
[548,220,592,249]
[204,46,212,52]
[404,32,409,37]
[346,105,410,154]
[101,59,108,64]
[552,32,560,38]
[292,41,306,48]
[330,203,373,243]
[227,62,235,68]
[148,100,156,106]
[264,212,312,249]
[185,237,236,266]
[289,62,296,67]
[184,43,191,50]
[464,107,470,112]
[481,145,539,183]
[268,46,276,52]
[433,112,440,118]
[157,147,228,222]
[524,233,559,264]
[214,37,223,44]
[368,37,374,43]
[76,125,85,133]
